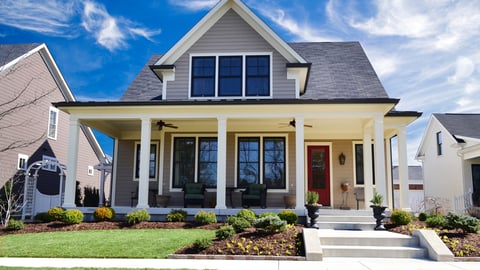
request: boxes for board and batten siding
[165,9,295,100]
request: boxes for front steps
[317,229,427,259]
[314,209,377,230]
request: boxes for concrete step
[317,229,427,259]
[315,215,376,230]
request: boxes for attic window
[190,53,271,99]
[436,131,443,156]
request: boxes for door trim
[305,142,333,206]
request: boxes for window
[17,154,28,170]
[190,54,271,98]
[42,155,58,172]
[88,165,94,176]
[172,137,218,188]
[47,107,59,140]
[134,143,158,180]
[436,131,443,156]
[237,136,286,189]
[354,144,375,186]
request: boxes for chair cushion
[248,184,265,195]
[184,183,204,194]
[185,194,204,200]
[243,194,260,200]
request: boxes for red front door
[307,145,330,206]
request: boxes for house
[392,166,424,212]
[54,0,421,216]
[0,43,110,218]
[416,113,480,214]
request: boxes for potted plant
[305,191,322,228]
[370,191,387,230]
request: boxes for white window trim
[47,106,59,140]
[188,52,273,100]
[42,155,58,172]
[17,154,29,170]
[87,165,94,176]
[234,133,289,193]
[352,141,376,188]
[133,141,159,182]
[169,134,218,191]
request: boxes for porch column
[216,117,227,209]
[137,117,151,208]
[363,126,374,210]
[397,126,410,210]
[158,130,165,195]
[385,138,393,208]
[295,116,305,211]
[63,117,79,208]
[374,115,387,200]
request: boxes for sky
[1,0,479,165]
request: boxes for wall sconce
[339,152,346,165]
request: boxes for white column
[295,116,305,211]
[363,126,374,209]
[398,126,410,210]
[158,130,165,195]
[385,138,393,208]
[137,117,151,208]
[374,115,387,199]
[63,117,79,208]
[216,117,227,209]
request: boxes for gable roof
[0,43,108,164]
[434,113,480,140]
[121,54,163,101]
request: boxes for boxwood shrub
[194,210,217,225]
[62,209,84,225]
[125,209,150,225]
[47,207,66,222]
[390,209,413,225]
[93,206,116,222]
[278,210,298,225]
[166,209,188,222]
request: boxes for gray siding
[166,9,295,100]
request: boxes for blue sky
[1,0,479,164]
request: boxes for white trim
[17,154,29,170]
[304,142,333,206]
[47,106,59,140]
[352,141,377,188]
[189,53,273,100]
[133,141,159,182]
[234,133,289,192]
[169,134,219,192]
[87,165,94,176]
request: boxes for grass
[0,229,215,258]
[0,268,196,270]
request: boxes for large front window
[173,137,218,188]
[354,143,375,186]
[134,143,157,180]
[190,54,271,98]
[237,136,286,189]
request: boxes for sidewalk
[0,258,479,270]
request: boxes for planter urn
[370,205,387,230]
[305,204,322,229]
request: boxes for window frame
[42,155,58,172]
[171,135,218,190]
[189,52,272,99]
[235,134,288,191]
[353,142,376,186]
[133,142,158,181]
[47,106,59,140]
[17,154,28,171]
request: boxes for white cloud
[169,0,219,12]
[448,57,475,83]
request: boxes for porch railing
[453,188,473,214]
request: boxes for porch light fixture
[339,152,346,165]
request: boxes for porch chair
[354,187,365,210]
[183,183,206,208]
[241,183,267,208]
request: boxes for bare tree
[0,173,25,226]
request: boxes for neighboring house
[416,113,480,214]
[0,43,110,218]
[392,166,424,213]
[54,0,421,215]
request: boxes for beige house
[416,113,480,214]
[0,43,109,218]
[55,0,420,216]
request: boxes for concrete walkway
[0,257,479,270]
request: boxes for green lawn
[0,229,214,258]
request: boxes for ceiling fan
[156,120,178,130]
[279,119,313,128]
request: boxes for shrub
[259,212,277,218]
[278,210,298,225]
[227,216,251,233]
[33,212,50,223]
[192,238,213,251]
[6,219,24,230]
[47,207,66,222]
[254,215,287,233]
[93,207,116,222]
[194,211,217,225]
[236,209,256,223]
[62,209,84,225]
[215,225,236,239]
[166,209,188,222]
[445,212,480,233]
[418,212,428,222]
[426,215,447,228]
[125,209,150,225]
[390,209,413,225]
